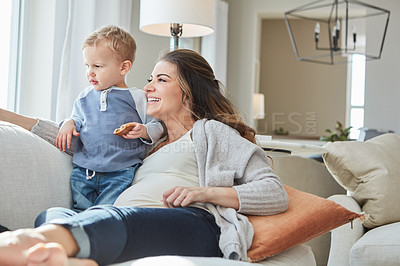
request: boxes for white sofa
[0,121,344,265]
[322,134,400,266]
[327,195,400,266]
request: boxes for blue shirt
[70,86,163,172]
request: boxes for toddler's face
[83,42,126,91]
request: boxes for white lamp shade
[140,0,215,38]
[253,93,265,120]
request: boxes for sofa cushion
[350,221,400,265]
[323,133,400,228]
[111,245,315,266]
[0,121,73,229]
[246,185,362,262]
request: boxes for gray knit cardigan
[192,119,288,261]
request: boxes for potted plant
[273,127,289,136]
[320,121,352,142]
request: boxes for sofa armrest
[0,121,73,230]
[327,195,365,266]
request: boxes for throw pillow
[322,133,400,228]
[247,185,362,262]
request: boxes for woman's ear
[121,60,132,75]
[182,94,191,108]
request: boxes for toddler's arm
[129,88,164,144]
[121,122,149,140]
[56,119,80,152]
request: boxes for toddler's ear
[121,60,132,74]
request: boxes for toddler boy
[57,26,163,212]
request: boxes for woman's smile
[147,97,161,104]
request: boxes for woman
[0,49,288,266]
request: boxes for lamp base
[170,23,182,50]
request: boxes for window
[0,0,13,109]
[349,54,366,139]
[0,0,20,111]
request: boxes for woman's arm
[193,119,289,216]
[162,186,239,209]
[0,108,38,131]
[0,108,77,155]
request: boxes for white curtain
[56,0,132,122]
[201,0,229,88]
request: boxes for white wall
[364,0,400,134]
[225,0,311,125]
[126,0,170,90]
[226,0,400,134]
[258,19,347,137]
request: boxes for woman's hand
[122,123,149,140]
[162,186,208,208]
[162,186,240,210]
[56,119,79,152]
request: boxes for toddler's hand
[56,119,79,152]
[122,123,149,140]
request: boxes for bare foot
[0,229,46,266]
[27,243,98,266]
[0,230,97,266]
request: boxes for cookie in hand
[113,122,137,136]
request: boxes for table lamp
[139,0,215,50]
[253,93,265,120]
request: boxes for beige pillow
[323,133,400,228]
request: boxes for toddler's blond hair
[82,25,137,63]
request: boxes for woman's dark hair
[159,49,256,143]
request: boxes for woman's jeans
[35,205,221,265]
[71,164,139,212]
